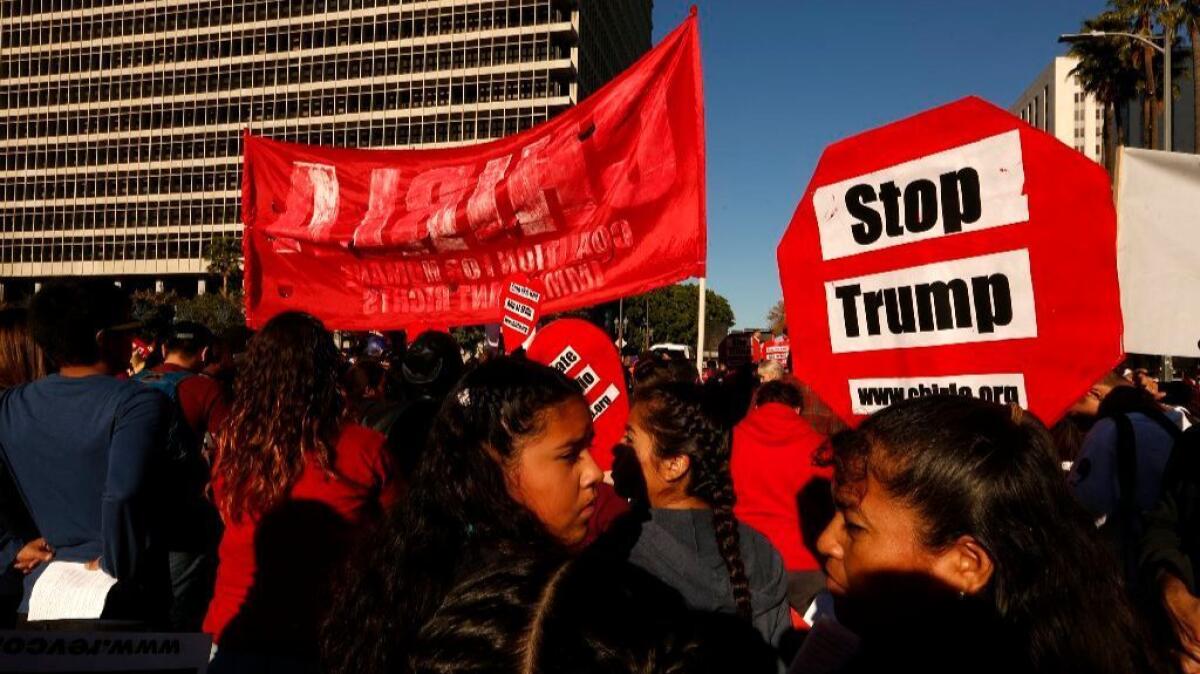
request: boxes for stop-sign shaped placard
[778,97,1121,425]
[526,318,629,471]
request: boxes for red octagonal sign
[778,97,1122,425]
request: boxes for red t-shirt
[153,363,229,436]
[731,403,830,573]
[203,424,391,646]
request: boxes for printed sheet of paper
[27,561,117,621]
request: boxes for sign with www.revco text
[778,96,1122,424]
[0,631,211,672]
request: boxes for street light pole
[1060,29,1174,379]
[1059,29,1171,151]
[1164,28,1172,152]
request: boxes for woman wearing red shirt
[204,312,392,673]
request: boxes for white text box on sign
[813,130,1029,261]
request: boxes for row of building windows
[2,91,561,145]
[1,111,550,200]
[2,38,569,102]
[1,167,241,199]
[0,22,572,80]
[4,0,552,18]
[3,104,554,170]
[0,200,240,233]
[4,1,567,48]
[4,49,567,115]
[0,234,219,264]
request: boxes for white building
[1010,56,1104,164]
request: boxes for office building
[1010,56,1105,164]
[0,0,653,301]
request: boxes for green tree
[1166,0,1200,153]
[130,290,179,334]
[767,300,787,336]
[602,283,735,351]
[205,235,243,296]
[1114,0,1187,149]
[1069,10,1140,173]
[175,291,246,333]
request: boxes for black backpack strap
[1113,413,1141,585]
[1113,413,1138,520]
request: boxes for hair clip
[457,388,471,407]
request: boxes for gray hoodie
[626,508,791,648]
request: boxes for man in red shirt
[138,322,229,439]
[731,379,832,614]
[132,321,229,630]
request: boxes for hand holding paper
[27,560,117,621]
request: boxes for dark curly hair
[820,395,1162,674]
[633,382,753,621]
[322,356,586,674]
[214,311,345,523]
[410,550,778,674]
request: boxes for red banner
[241,15,705,330]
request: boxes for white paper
[27,561,118,621]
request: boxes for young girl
[614,382,791,649]
[205,312,393,672]
[322,356,603,674]
[808,394,1161,674]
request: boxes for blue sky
[650,0,1107,328]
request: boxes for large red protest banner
[241,14,705,330]
[778,97,1122,425]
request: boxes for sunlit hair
[0,307,49,389]
[214,311,345,523]
[821,395,1160,674]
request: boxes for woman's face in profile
[505,397,603,547]
[817,472,940,599]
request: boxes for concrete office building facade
[0,0,652,301]
[1010,55,1105,164]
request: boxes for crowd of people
[1,279,1200,673]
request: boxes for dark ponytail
[635,383,754,621]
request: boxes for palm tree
[1169,0,1200,152]
[1117,0,1190,149]
[205,235,243,297]
[1070,11,1140,172]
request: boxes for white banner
[1117,147,1200,357]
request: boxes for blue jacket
[0,374,169,612]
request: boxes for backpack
[132,369,218,551]
[1108,409,1182,593]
